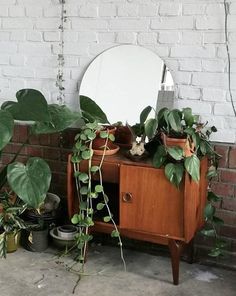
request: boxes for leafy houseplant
[150,107,219,188]
[0,191,27,257]
[0,89,79,256]
[142,106,225,257]
[70,97,126,272]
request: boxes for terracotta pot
[114,126,133,148]
[93,126,117,150]
[161,133,194,157]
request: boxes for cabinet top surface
[92,149,153,168]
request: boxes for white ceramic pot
[57,225,78,240]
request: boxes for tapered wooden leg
[182,238,195,264]
[168,239,185,285]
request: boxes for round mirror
[79,45,174,124]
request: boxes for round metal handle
[122,192,133,203]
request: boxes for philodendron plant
[142,106,225,257]
[142,107,218,188]
[0,88,79,211]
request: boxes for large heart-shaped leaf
[183,107,194,127]
[2,89,51,122]
[7,157,51,209]
[164,163,184,187]
[0,110,14,150]
[153,145,167,168]
[144,118,158,139]
[204,203,215,220]
[140,105,152,124]
[184,154,200,182]
[167,109,182,132]
[167,146,183,160]
[80,95,109,124]
[31,104,80,134]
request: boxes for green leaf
[199,140,206,156]
[0,110,14,150]
[95,185,103,193]
[85,217,94,226]
[79,201,87,210]
[96,203,105,210]
[78,173,89,182]
[100,131,108,138]
[4,89,51,122]
[184,155,200,182]
[90,192,98,199]
[90,166,99,173]
[167,146,183,161]
[208,248,223,257]
[153,145,167,168]
[111,230,120,238]
[212,216,224,225]
[207,191,221,203]
[31,104,79,134]
[167,109,182,132]
[201,229,215,237]
[140,105,152,124]
[81,150,93,160]
[86,121,99,129]
[191,133,200,150]
[7,157,51,209]
[144,118,158,139]
[80,186,88,195]
[87,131,96,140]
[164,163,184,187]
[157,107,168,124]
[80,95,109,124]
[109,134,115,141]
[204,203,215,219]
[103,216,111,223]
[71,214,80,224]
[80,134,87,141]
[207,166,218,179]
[183,108,194,127]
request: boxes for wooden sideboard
[67,152,208,285]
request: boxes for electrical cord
[224,0,236,117]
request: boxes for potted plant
[142,106,225,257]
[0,88,80,256]
[0,191,28,257]
[65,96,126,271]
[20,192,61,252]
[147,107,218,187]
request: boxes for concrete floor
[0,244,235,296]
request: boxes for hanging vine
[56,0,67,105]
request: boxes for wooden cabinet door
[119,164,184,239]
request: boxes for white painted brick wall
[0,0,236,143]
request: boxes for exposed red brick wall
[1,125,236,264]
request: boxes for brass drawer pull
[122,192,133,203]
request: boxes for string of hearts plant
[70,121,126,273]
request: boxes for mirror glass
[79,45,174,124]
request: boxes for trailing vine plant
[201,154,226,257]
[56,0,67,105]
[70,121,126,273]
